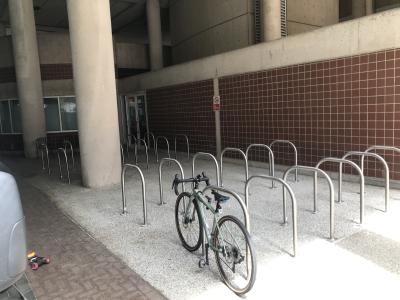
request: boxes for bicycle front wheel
[213,215,257,295]
[175,192,203,252]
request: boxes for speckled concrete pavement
[2,152,400,300]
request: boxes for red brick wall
[147,80,216,154]
[0,64,73,83]
[219,49,400,179]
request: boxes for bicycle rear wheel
[213,215,257,295]
[175,192,203,252]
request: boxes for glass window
[44,98,61,132]
[0,101,12,133]
[10,100,22,133]
[60,97,77,131]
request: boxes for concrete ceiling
[0,0,169,32]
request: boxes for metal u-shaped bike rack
[192,152,220,186]
[146,132,156,156]
[270,140,299,182]
[342,151,389,213]
[246,144,276,188]
[155,136,171,162]
[126,135,137,160]
[64,140,75,168]
[174,134,190,161]
[158,158,185,205]
[121,164,147,225]
[361,145,400,175]
[220,147,248,186]
[57,148,70,184]
[39,143,50,175]
[136,139,149,169]
[245,175,297,256]
[283,166,334,240]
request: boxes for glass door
[124,93,148,142]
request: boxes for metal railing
[245,175,297,256]
[192,152,220,186]
[361,145,400,174]
[64,140,75,168]
[155,136,171,162]
[39,143,50,175]
[246,144,276,188]
[158,158,185,205]
[57,148,70,184]
[283,166,334,240]
[270,140,298,182]
[342,151,389,213]
[136,139,149,169]
[316,158,364,224]
[121,164,147,225]
[220,147,248,186]
[146,132,156,156]
[174,134,190,161]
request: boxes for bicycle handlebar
[172,173,210,196]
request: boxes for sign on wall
[213,95,221,112]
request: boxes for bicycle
[172,173,257,295]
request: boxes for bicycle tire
[213,215,257,295]
[175,192,203,252]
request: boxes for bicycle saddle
[212,191,230,203]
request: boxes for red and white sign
[213,95,221,112]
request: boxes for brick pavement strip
[18,180,166,300]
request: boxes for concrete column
[146,0,163,70]
[352,0,366,18]
[66,0,121,188]
[8,0,46,158]
[366,0,374,15]
[261,0,282,42]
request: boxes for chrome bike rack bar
[136,139,149,169]
[270,140,299,182]
[146,132,156,156]
[64,140,75,168]
[120,144,125,165]
[342,151,389,213]
[246,144,276,188]
[39,143,50,175]
[283,166,334,240]
[361,145,400,176]
[121,164,147,225]
[316,158,364,224]
[174,134,190,161]
[57,148,70,184]
[155,136,171,162]
[158,158,185,205]
[220,147,248,186]
[245,175,297,256]
[192,152,220,186]
[35,137,47,157]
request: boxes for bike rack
[283,166,334,240]
[362,145,400,174]
[220,147,248,186]
[270,140,299,182]
[136,139,149,169]
[246,144,276,188]
[192,152,220,186]
[38,143,50,175]
[155,136,171,162]
[64,140,75,168]
[121,164,147,225]
[35,137,47,156]
[245,175,297,256]
[174,134,190,161]
[342,151,389,213]
[120,144,125,165]
[158,158,185,205]
[57,148,70,184]
[146,132,156,156]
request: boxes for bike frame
[185,189,223,253]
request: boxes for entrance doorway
[124,93,148,142]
